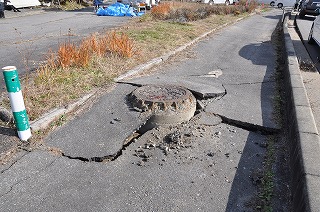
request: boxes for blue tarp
[96,2,144,17]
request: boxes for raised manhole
[130,84,196,128]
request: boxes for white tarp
[7,0,41,8]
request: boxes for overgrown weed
[41,0,89,10]
[151,0,259,21]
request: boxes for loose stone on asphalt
[0,120,268,211]
[191,112,222,126]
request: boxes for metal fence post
[2,66,31,141]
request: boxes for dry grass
[44,0,89,10]
[151,2,174,19]
[24,53,130,120]
[23,31,137,120]
[55,32,135,69]
[2,1,260,122]
[150,1,259,21]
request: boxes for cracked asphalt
[0,9,291,211]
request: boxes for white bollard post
[2,66,31,141]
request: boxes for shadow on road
[0,127,19,157]
[298,15,316,21]
[226,19,282,210]
[0,127,17,137]
[264,14,283,20]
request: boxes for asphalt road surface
[0,7,131,92]
[0,9,292,211]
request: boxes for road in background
[0,8,130,92]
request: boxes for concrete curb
[283,15,320,211]
[30,91,97,131]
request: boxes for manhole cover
[130,84,196,128]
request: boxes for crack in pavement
[224,80,276,86]
[56,80,279,162]
[116,81,142,87]
[38,78,275,163]
[0,156,58,198]
[59,110,280,163]
[216,84,227,100]
[61,128,143,163]
[0,150,29,174]
[300,131,319,136]
[306,173,320,178]
[216,113,281,135]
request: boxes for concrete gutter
[283,14,320,211]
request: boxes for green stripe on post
[3,69,21,93]
[2,66,31,141]
[13,110,30,131]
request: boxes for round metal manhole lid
[133,84,189,102]
[130,84,196,127]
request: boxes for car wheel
[146,5,151,10]
[209,0,214,5]
[277,3,283,8]
[308,23,316,44]
[270,1,275,6]
[299,11,306,18]
[225,0,230,5]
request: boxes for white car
[200,0,235,5]
[270,0,295,8]
[308,14,320,46]
[6,0,40,8]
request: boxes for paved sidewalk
[288,16,320,132]
[0,9,289,211]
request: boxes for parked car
[6,0,40,8]
[199,0,235,5]
[308,14,320,45]
[270,0,295,8]
[257,0,275,5]
[299,0,320,18]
